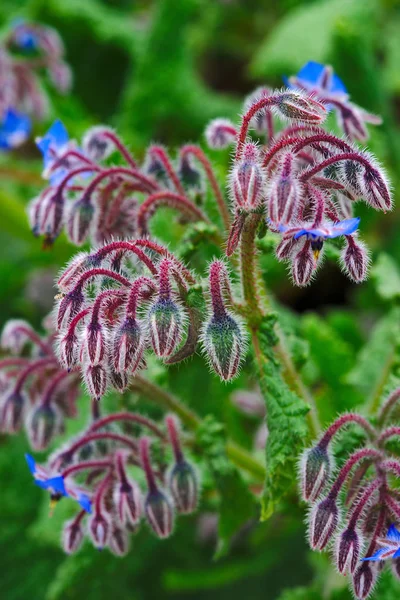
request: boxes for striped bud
[292,240,315,286]
[109,526,129,556]
[352,562,377,600]
[362,162,392,212]
[0,390,25,433]
[109,369,129,392]
[89,511,110,549]
[230,143,265,209]
[114,480,142,526]
[82,321,107,366]
[112,317,144,373]
[169,460,198,514]
[62,515,85,554]
[58,331,79,371]
[309,495,339,550]
[27,402,61,450]
[275,92,326,123]
[203,312,244,381]
[84,364,108,401]
[300,444,331,502]
[205,118,237,150]
[66,199,95,246]
[148,299,183,359]
[268,154,300,225]
[57,287,84,330]
[341,237,369,283]
[336,527,362,574]
[145,488,174,539]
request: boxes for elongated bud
[57,287,84,330]
[66,199,95,246]
[292,240,315,286]
[178,154,203,195]
[62,514,85,554]
[82,126,115,161]
[58,253,89,292]
[275,236,299,262]
[114,480,142,526]
[352,562,377,599]
[84,364,108,401]
[1,319,35,354]
[309,495,339,550]
[169,461,198,515]
[82,321,107,366]
[109,526,129,556]
[0,390,25,433]
[148,299,183,359]
[48,61,72,94]
[203,313,244,381]
[205,118,237,150]
[341,237,369,283]
[268,154,300,225]
[89,512,110,549]
[226,213,246,256]
[143,148,170,188]
[27,402,62,450]
[58,330,79,371]
[230,143,265,209]
[109,369,129,392]
[336,527,362,574]
[362,161,392,211]
[275,91,326,123]
[339,160,364,198]
[112,317,144,373]
[39,189,64,241]
[300,444,331,502]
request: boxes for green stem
[131,375,266,481]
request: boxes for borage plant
[1,60,398,599]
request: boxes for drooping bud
[335,527,362,574]
[309,495,339,550]
[66,198,95,246]
[38,188,64,242]
[274,91,326,123]
[1,319,35,354]
[361,159,392,212]
[205,118,237,150]
[58,330,79,371]
[109,369,129,392]
[0,390,25,433]
[178,154,203,195]
[341,237,369,283]
[275,236,299,262]
[148,299,183,359]
[169,461,198,515]
[82,126,115,161]
[88,511,110,549]
[291,239,315,286]
[84,364,108,401]
[143,147,170,188]
[57,286,84,330]
[81,320,107,366]
[57,252,89,292]
[339,159,364,198]
[114,480,142,527]
[203,313,244,381]
[27,402,62,450]
[352,562,377,600]
[268,153,300,225]
[112,317,145,374]
[109,525,130,556]
[230,143,265,210]
[62,514,85,554]
[48,61,73,94]
[300,444,332,502]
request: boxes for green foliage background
[2,0,400,598]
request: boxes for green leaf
[257,315,309,521]
[371,253,400,301]
[196,415,256,558]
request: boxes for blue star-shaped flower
[11,19,39,51]
[279,217,360,241]
[36,120,70,185]
[0,109,31,150]
[362,524,400,561]
[291,61,347,96]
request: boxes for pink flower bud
[362,160,392,212]
[335,527,362,574]
[291,240,315,286]
[275,236,299,262]
[66,199,95,246]
[0,390,25,433]
[112,317,144,373]
[341,237,369,283]
[38,189,64,241]
[300,445,332,502]
[84,364,108,401]
[205,118,237,150]
[81,321,107,366]
[109,526,130,556]
[309,495,339,550]
[145,488,174,539]
[27,402,62,450]
[114,480,142,526]
[339,160,364,198]
[82,126,115,161]
[62,515,85,554]
[58,331,79,371]
[109,369,129,392]
[148,299,183,359]
[57,287,84,331]
[352,562,377,600]
[230,143,265,209]
[48,61,72,94]
[268,155,300,225]
[275,91,326,123]
[169,460,199,514]
[89,511,111,549]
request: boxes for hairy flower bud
[169,460,198,514]
[109,369,129,392]
[145,488,174,539]
[62,516,85,554]
[148,299,183,359]
[205,118,237,150]
[112,317,144,374]
[27,402,61,450]
[82,126,115,161]
[82,321,107,366]
[202,312,244,381]
[339,160,364,198]
[89,511,110,549]
[275,236,299,262]
[362,161,392,212]
[300,444,331,502]
[57,287,84,330]
[58,330,79,371]
[178,155,203,195]
[84,364,108,401]
[352,562,377,600]
[48,61,72,94]
[230,143,265,209]
[268,155,300,225]
[275,91,326,123]
[1,319,34,354]
[292,240,315,286]
[341,238,369,283]
[309,495,339,550]
[109,525,129,556]
[336,527,362,574]
[0,390,25,433]
[66,199,95,246]
[114,480,142,526]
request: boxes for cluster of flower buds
[205,63,391,286]
[0,19,71,150]
[299,388,400,599]
[26,413,199,555]
[0,316,80,450]
[28,118,230,247]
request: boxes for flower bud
[203,312,244,381]
[84,364,108,401]
[109,369,129,392]
[1,319,34,354]
[82,126,115,161]
[48,61,72,94]
[275,91,326,123]
[27,402,62,450]
[39,189,64,241]
[275,236,299,262]
[112,317,144,373]
[89,511,110,549]
[341,238,369,283]
[268,156,300,226]
[362,162,392,212]
[339,160,364,198]
[114,480,142,526]
[58,331,79,371]
[169,460,198,514]
[336,527,362,575]
[62,516,85,554]
[205,118,237,150]
[66,199,95,246]
[148,299,183,359]
[292,240,315,286]
[145,488,174,539]
[300,444,331,502]
[178,155,203,195]
[309,495,339,550]
[352,562,377,599]
[230,143,265,209]
[57,287,84,330]
[82,321,107,366]
[109,525,129,556]
[143,149,170,188]
[0,390,25,433]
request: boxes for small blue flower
[0,108,31,150]
[293,61,347,95]
[36,120,70,185]
[11,19,39,51]
[279,217,360,241]
[362,524,400,562]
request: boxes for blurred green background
[2,0,400,599]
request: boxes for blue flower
[362,524,400,561]
[11,19,39,51]
[0,108,31,150]
[36,120,70,185]
[279,217,360,241]
[293,61,347,95]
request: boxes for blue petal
[42,476,67,496]
[47,120,69,148]
[0,109,31,149]
[393,547,400,559]
[293,228,310,239]
[325,217,360,238]
[296,61,325,85]
[25,453,37,475]
[330,73,347,94]
[362,547,390,562]
[77,493,92,513]
[387,524,400,543]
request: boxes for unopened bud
[341,237,369,283]
[148,299,183,359]
[336,527,362,574]
[169,460,198,514]
[362,161,392,212]
[48,61,72,94]
[352,562,377,600]
[109,525,129,556]
[57,287,84,330]
[84,364,108,401]
[114,480,142,526]
[0,390,25,433]
[58,331,79,371]
[89,511,110,549]
[292,240,315,286]
[203,312,244,381]
[339,160,364,198]
[27,402,62,450]
[109,369,129,392]
[205,118,237,150]
[300,444,331,502]
[230,143,265,209]
[82,321,107,366]
[268,155,300,225]
[275,236,299,262]
[112,317,144,373]
[62,515,85,554]
[66,199,95,246]
[145,488,174,539]
[309,495,339,550]
[178,155,203,195]
[82,126,115,161]
[275,91,326,123]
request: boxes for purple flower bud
[352,562,377,599]
[148,299,183,359]
[109,525,129,556]
[275,236,299,262]
[145,488,174,539]
[0,390,25,433]
[300,444,332,502]
[336,527,362,574]
[62,515,85,554]
[57,287,84,330]
[114,480,142,526]
[1,319,34,354]
[309,495,340,550]
[292,240,315,286]
[27,402,62,450]
[57,253,89,292]
[89,511,110,549]
[82,126,115,161]
[109,369,129,392]
[66,199,95,246]
[84,364,108,401]
[202,312,244,381]
[58,330,79,371]
[341,237,369,283]
[268,155,300,225]
[339,160,364,198]
[112,317,144,373]
[82,321,107,366]
[230,143,265,209]
[178,155,203,195]
[38,189,64,241]
[275,91,326,123]
[48,61,72,94]
[362,161,392,212]
[169,460,198,514]
[205,118,237,150]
